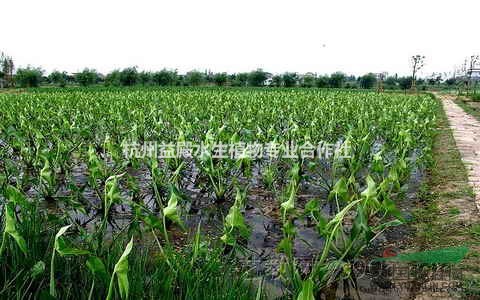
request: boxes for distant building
[264,77,273,86]
[470,69,480,80]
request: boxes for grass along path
[417,93,480,298]
[440,93,480,212]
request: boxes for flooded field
[0,88,441,299]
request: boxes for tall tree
[399,76,413,91]
[410,55,425,91]
[152,69,177,86]
[213,73,228,86]
[138,71,152,85]
[119,67,138,86]
[48,70,68,87]
[75,68,99,86]
[282,72,298,87]
[359,73,377,89]
[231,73,249,87]
[301,73,316,88]
[316,76,329,88]
[247,69,269,87]
[329,72,346,88]
[185,70,204,86]
[15,66,44,88]
[0,52,15,88]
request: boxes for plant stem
[88,280,95,300]
[49,250,56,297]
[162,214,170,246]
[0,231,7,258]
[106,272,115,300]
[152,229,173,271]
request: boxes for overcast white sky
[2,0,479,77]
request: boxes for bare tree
[410,55,425,91]
[376,72,387,93]
[466,55,479,94]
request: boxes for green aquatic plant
[0,87,439,299]
[106,238,133,300]
[50,224,89,297]
[221,187,250,247]
[0,186,28,257]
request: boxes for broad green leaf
[315,214,330,238]
[304,199,319,215]
[40,158,54,187]
[281,188,295,213]
[53,224,89,256]
[107,237,133,300]
[5,185,29,208]
[373,219,403,232]
[30,261,46,278]
[282,220,296,236]
[86,256,109,285]
[163,188,184,228]
[382,196,403,220]
[54,224,72,244]
[361,176,377,200]
[277,237,293,255]
[4,202,27,254]
[371,151,384,174]
[329,177,348,202]
[220,232,236,246]
[297,278,314,300]
[51,224,88,297]
[105,175,123,206]
[55,238,89,256]
[350,205,372,243]
[104,174,125,220]
[143,214,163,230]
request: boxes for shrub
[359,73,377,89]
[152,69,177,86]
[213,73,228,86]
[329,72,346,88]
[48,70,68,87]
[119,67,138,86]
[282,72,298,87]
[247,69,268,87]
[301,74,316,88]
[75,68,99,86]
[105,70,121,86]
[15,66,44,87]
[185,70,204,86]
[138,71,152,85]
[230,73,248,87]
[398,76,413,90]
[316,76,329,88]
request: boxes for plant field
[0,87,439,299]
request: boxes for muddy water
[21,150,427,299]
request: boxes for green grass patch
[455,98,480,121]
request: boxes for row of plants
[0,87,438,299]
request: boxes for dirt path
[409,93,480,299]
[439,93,480,213]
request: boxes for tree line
[3,66,438,90]
[0,52,460,90]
